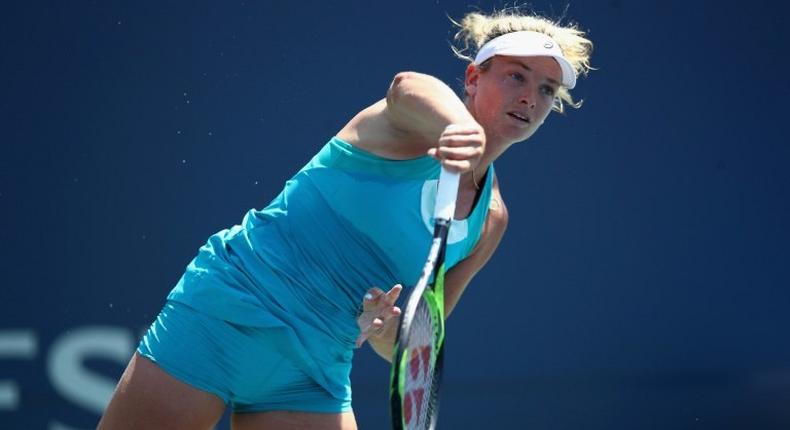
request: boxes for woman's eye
[541,85,557,97]
[510,72,524,82]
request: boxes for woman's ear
[464,63,479,98]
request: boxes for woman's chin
[500,125,537,143]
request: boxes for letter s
[46,326,134,416]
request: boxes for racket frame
[390,168,459,429]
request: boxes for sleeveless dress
[162,136,495,405]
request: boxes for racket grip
[434,167,461,221]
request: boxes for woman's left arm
[358,181,508,360]
[444,182,509,318]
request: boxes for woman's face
[464,55,562,144]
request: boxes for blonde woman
[98,8,592,430]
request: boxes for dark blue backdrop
[2,1,789,429]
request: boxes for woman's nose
[519,89,537,109]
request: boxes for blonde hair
[451,8,593,113]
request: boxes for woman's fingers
[429,123,485,173]
[356,284,404,347]
[435,145,483,160]
[365,287,385,300]
[438,133,484,147]
[442,123,483,136]
[362,287,385,310]
[384,284,402,303]
[427,149,478,171]
[434,158,474,172]
[363,285,401,312]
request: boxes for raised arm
[385,72,479,143]
[337,72,483,163]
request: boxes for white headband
[473,31,577,89]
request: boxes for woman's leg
[232,410,357,430]
[97,352,226,430]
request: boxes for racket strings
[402,299,439,429]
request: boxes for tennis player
[98,8,592,430]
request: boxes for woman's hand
[428,123,486,173]
[355,284,402,348]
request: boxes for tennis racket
[390,167,460,430]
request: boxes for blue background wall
[2,1,789,429]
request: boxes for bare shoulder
[336,98,427,160]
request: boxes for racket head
[390,263,446,430]
[390,167,458,429]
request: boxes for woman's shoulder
[336,98,433,161]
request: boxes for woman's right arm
[337,72,484,167]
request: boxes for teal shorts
[137,300,352,413]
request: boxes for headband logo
[544,41,554,49]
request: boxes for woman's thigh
[97,352,226,430]
[104,300,354,427]
[232,410,357,430]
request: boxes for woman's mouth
[508,112,531,124]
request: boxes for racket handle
[434,167,461,221]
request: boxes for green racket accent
[391,167,458,429]
[433,263,446,345]
[392,263,446,428]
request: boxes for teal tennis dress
[138,136,495,412]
